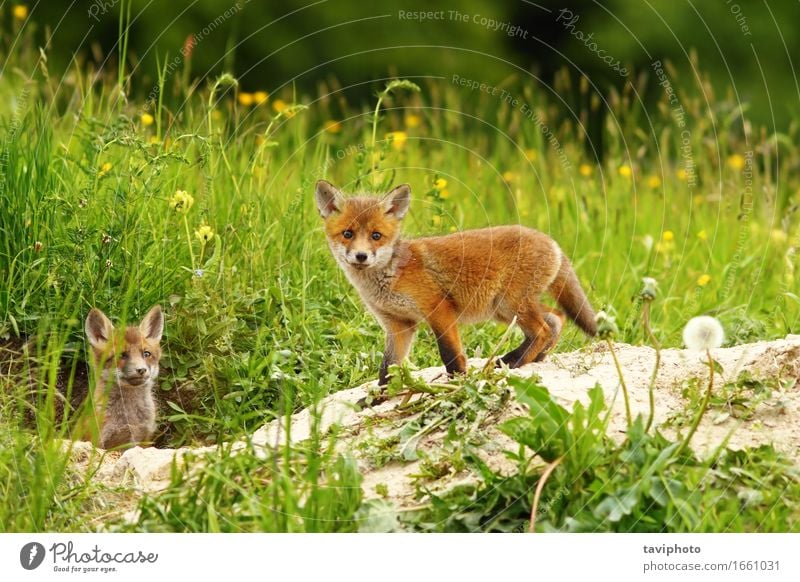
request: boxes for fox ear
[382,184,411,219]
[139,305,164,342]
[315,180,344,218]
[85,308,114,350]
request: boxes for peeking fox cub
[84,306,163,449]
[315,180,596,385]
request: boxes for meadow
[1,8,799,532]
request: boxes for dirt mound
[70,335,800,511]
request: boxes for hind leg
[498,305,558,368]
[533,307,566,362]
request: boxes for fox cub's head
[85,306,164,388]
[315,180,410,270]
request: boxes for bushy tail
[548,254,596,336]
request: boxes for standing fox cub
[84,306,163,449]
[315,180,596,385]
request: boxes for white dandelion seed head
[683,316,724,351]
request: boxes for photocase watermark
[19,542,46,570]
[397,9,529,39]
[87,0,120,21]
[726,0,752,37]
[139,1,248,115]
[452,74,571,170]
[556,8,628,77]
[652,60,697,189]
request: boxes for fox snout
[346,248,375,268]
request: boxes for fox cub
[84,306,163,450]
[315,180,596,385]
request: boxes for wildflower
[238,92,254,106]
[148,136,161,145]
[502,171,517,183]
[211,110,223,121]
[323,120,342,134]
[433,178,447,191]
[385,131,408,150]
[141,113,154,126]
[438,189,450,200]
[727,154,746,171]
[676,168,688,181]
[253,91,269,105]
[696,274,711,287]
[169,190,195,214]
[595,310,619,340]
[646,175,661,189]
[449,225,457,232]
[432,215,441,227]
[33,241,43,252]
[662,230,674,242]
[13,5,28,20]
[697,229,708,241]
[194,269,204,278]
[105,259,113,269]
[579,164,592,177]
[78,199,88,208]
[98,162,112,177]
[272,99,287,113]
[195,224,214,242]
[683,316,724,350]
[404,113,421,128]
[101,233,112,245]
[524,149,538,162]
[640,277,658,301]
[642,235,654,252]
[770,229,788,245]
[618,164,632,178]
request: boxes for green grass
[1,11,799,532]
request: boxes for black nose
[355,252,368,262]
[136,368,147,376]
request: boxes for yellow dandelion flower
[148,136,161,145]
[404,113,421,129]
[439,189,450,200]
[98,162,112,177]
[253,91,269,105]
[448,225,457,232]
[618,164,633,178]
[676,168,688,181]
[662,230,674,242]
[323,120,342,134]
[385,131,408,150]
[272,99,287,113]
[433,178,447,191]
[771,229,788,245]
[140,113,154,127]
[697,229,708,241]
[696,274,711,287]
[13,5,28,20]
[524,149,538,162]
[238,92,254,106]
[502,171,517,183]
[169,190,195,214]
[579,164,593,177]
[727,154,746,171]
[431,215,441,227]
[646,175,661,189]
[195,224,214,242]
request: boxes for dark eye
[343,230,353,239]
[371,232,382,241]
[120,351,129,359]
[143,351,151,358]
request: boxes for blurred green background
[10,0,799,128]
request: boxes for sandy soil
[69,335,800,512]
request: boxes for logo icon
[20,542,46,570]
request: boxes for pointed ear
[85,308,114,350]
[315,180,345,218]
[382,184,411,219]
[139,305,164,342]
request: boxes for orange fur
[315,181,596,385]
